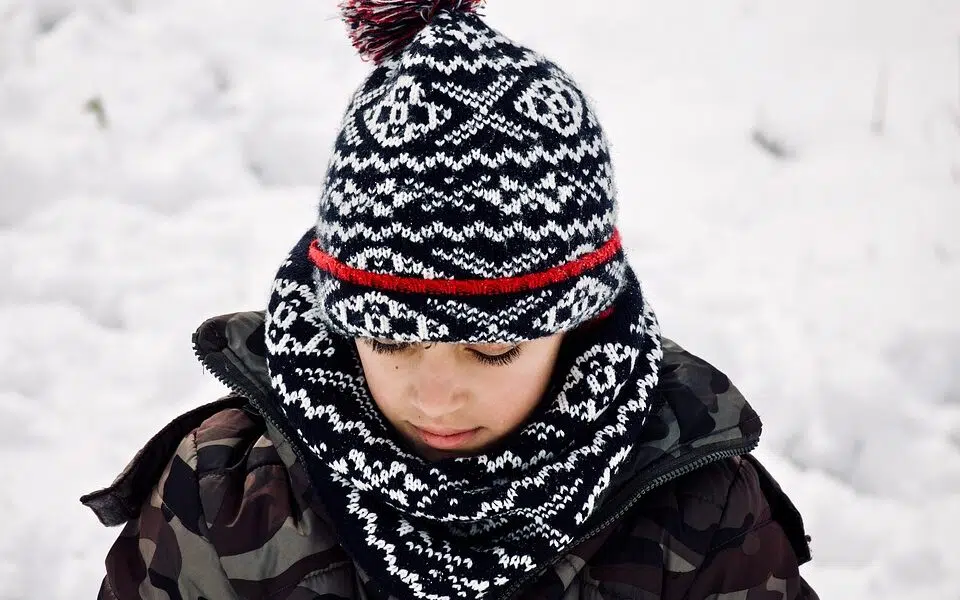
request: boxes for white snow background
[1,0,959,597]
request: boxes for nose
[410,350,465,419]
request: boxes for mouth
[413,426,481,451]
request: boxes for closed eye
[469,346,522,366]
[364,339,522,366]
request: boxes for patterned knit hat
[311,0,626,343]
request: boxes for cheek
[356,350,408,415]
[475,361,554,428]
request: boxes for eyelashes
[366,340,410,356]
[473,345,521,366]
[365,340,522,367]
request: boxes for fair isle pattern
[264,234,663,600]
[315,256,626,343]
[314,10,625,342]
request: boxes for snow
[1,0,958,597]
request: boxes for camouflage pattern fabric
[83,311,817,600]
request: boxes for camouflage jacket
[84,312,818,600]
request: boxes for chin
[419,448,459,462]
[409,438,486,462]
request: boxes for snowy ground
[1,0,958,598]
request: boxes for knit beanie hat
[311,0,626,343]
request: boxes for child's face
[355,333,565,461]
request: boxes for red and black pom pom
[339,0,486,64]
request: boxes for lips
[413,426,480,450]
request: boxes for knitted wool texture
[312,9,625,343]
[265,230,663,600]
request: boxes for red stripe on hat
[308,230,622,296]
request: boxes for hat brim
[274,228,628,344]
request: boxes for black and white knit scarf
[264,231,663,600]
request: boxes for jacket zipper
[190,336,320,495]
[193,335,760,600]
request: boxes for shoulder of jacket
[680,454,767,520]
[668,455,811,564]
[81,396,262,527]
[631,456,768,549]
[530,458,762,598]
[611,454,811,567]
[166,402,352,588]
[92,399,356,597]
[187,404,274,476]
[643,455,780,544]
